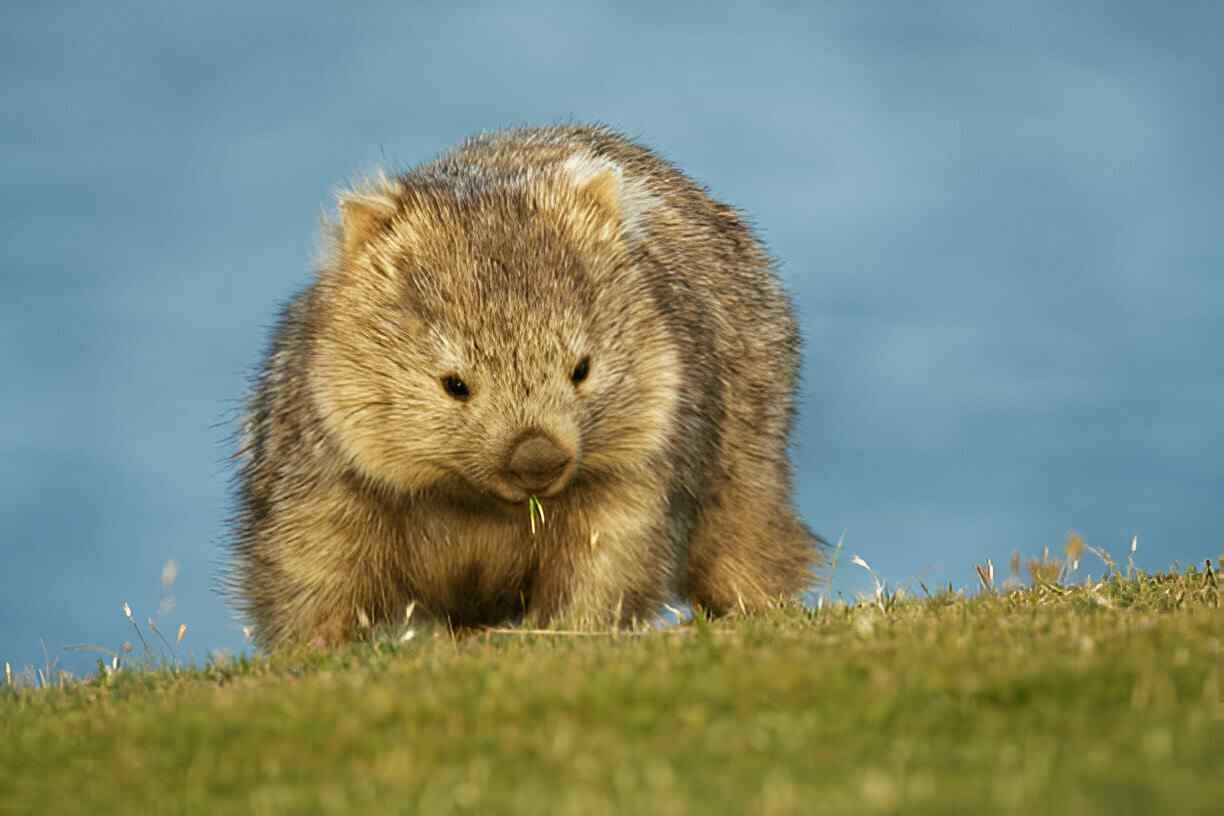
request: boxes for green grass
[3,565,1222,815]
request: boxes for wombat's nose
[506,434,572,491]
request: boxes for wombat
[227,124,822,648]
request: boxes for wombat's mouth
[487,473,573,506]
[435,453,579,509]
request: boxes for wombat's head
[309,154,680,505]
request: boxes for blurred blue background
[3,2,1221,672]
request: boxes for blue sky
[2,2,1221,671]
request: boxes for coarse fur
[227,124,823,648]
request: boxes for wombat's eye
[440,375,470,401]
[570,356,591,385]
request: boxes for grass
[2,559,1222,815]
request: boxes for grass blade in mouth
[528,496,545,535]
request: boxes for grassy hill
[2,562,1222,814]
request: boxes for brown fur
[227,124,823,648]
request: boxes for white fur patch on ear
[562,152,621,192]
[560,152,659,242]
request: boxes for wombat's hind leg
[682,489,822,616]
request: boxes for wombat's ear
[560,153,657,241]
[336,175,399,257]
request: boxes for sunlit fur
[227,124,823,648]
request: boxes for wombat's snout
[504,433,574,495]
